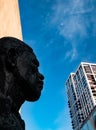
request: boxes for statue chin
[25,90,41,102]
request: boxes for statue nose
[38,72,44,80]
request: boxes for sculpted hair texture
[0,37,44,130]
[0,37,33,93]
[0,37,33,55]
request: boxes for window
[79,66,84,78]
[76,71,80,81]
[87,74,94,80]
[91,65,96,74]
[84,65,92,73]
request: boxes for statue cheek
[17,57,29,76]
[28,74,37,85]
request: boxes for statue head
[0,37,44,107]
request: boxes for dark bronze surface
[0,37,44,130]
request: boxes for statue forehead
[20,50,37,60]
[0,37,33,54]
[19,50,39,66]
[0,37,39,65]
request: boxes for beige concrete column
[0,0,22,40]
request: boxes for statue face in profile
[0,37,44,104]
[0,37,44,130]
[16,49,44,101]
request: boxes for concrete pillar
[0,0,22,40]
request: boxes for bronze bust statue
[0,37,44,130]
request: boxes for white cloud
[64,48,78,62]
[71,48,78,61]
[49,0,96,62]
[59,16,87,40]
[52,0,95,22]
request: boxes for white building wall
[81,109,96,130]
[66,62,96,130]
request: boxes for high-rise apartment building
[66,62,96,130]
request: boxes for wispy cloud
[51,0,96,24]
[64,45,78,62]
[49,0,96,62]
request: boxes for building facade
[66,62,96,130]
[81,108,96,130]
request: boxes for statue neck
[4,71,25,112]
[0,94,12,114]
[0,89,25,113]
[8,84,25,112]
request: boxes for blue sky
[18,0,96,130]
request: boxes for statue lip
[37,80,43,90]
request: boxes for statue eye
[31,63,38,73]
[32,59,39,67]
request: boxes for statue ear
[5,48,17,71]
